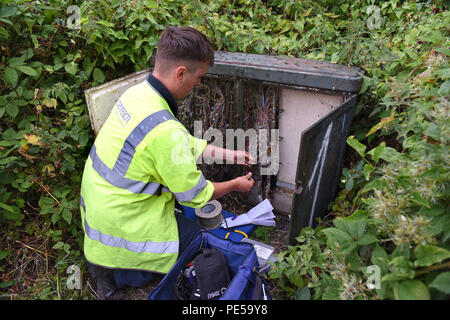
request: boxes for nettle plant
[268,1,449,300]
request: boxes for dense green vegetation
[0,0,448,299]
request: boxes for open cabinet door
[288,94,358,245]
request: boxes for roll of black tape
[195,200,223,230]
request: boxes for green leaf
[371,244,389,274]
[346,136,366,158]
[429,272,450,295]
[64,62,78,75]
[394,280,430,300]
[5,104,19,118]
[321,228,357,254]
[357,233,378,245]
[435,47,450,56]
[367,142,385,163]
[391,243,411,260]
[360,178,387,193]
[294,287,311,300]
[93,68,105,83]
[0,202,14,213]
[0,203,23,221]
[410,191,430,208]
[15,65,38,76]
[358,75,371,93]
[378,147,402,162]
[51,212,60,224]
[345,178,354,191]
[363,163,374,181]
[366,113,394,137]
[4,67,18,85]
[0,281,13,289]
[52,241,64,250]
[382,272,411,282]
[0,6,17,18]
[61,208,72,224]
[424,123,441,141]
[0,251,9,260]
[322,228,352,244]
[414,245,450,267]
[333,217,366,240]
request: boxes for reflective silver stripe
[81,190,178,254]
[83,214,178,254]
[90,144,162,195]
[80,195,86,212]
[113,109,176,175]
[171,174,208,202]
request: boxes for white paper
[221,199,276,228]
[253,244,274,260]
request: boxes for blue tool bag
[148,231,270,300]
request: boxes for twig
[30,176,61,206]
[15,240,57,259]
[415,261,450,276]
[86,280,100,300]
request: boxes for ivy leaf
[414,245,450,267]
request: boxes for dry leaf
[24,133,42,146]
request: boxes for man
[80,26,255,299]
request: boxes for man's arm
[210,172,254,200]
[202,144,256,165]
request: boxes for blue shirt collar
[146,73,178,117]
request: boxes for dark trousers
[113,208,201,289]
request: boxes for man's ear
[175,65,188,82]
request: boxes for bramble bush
[0,0,448,299]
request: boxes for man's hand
[210,172,254,200]
[202,145,256,166]
[233,172,254,192]
[233,150,256,166]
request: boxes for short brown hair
[155,26,214,71]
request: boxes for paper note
[221,199,276,228]
[253,244,274,260]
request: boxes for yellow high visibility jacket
[80,74,213,273]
